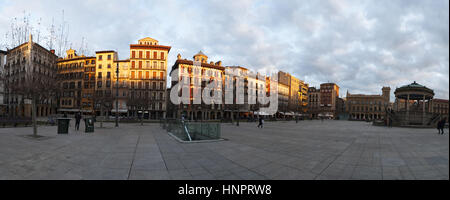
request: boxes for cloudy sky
[0,0,448,100]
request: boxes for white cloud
[0,0,448,99]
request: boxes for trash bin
[57,118,71,134]
[84,118,95,133]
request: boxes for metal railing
[160,119,221,141]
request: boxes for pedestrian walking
[437,118,446,135]
[75,112,82,131]
[257,117,264,128]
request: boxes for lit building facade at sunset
[129,37,171,119]
[57,49,96,114]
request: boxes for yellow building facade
[57,49,96,114]
[129,37,171,119]
[94,50,117,116]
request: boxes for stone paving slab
[0,120,448,180]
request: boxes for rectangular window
[138,71,142,79]
[131,51,135,58]
[146,71,149,79]
[146,51,150,59]
[139,61,142,69]
[146,61,150,68]
[107,72,111,78]
[160,62,164,69]
[98,55,102,60]
[153,51,157,59]
[139,51,143,58]
[97,81,102,88]
[131,82,135,89]
[131,61,135,69]
[108,64,111,68]
[98,64,102,69]
[153,72,156,79]
[160,52,164,59]
[131,71,135,79]
[107,55,111,60]
[160,72,164,79]
[98,72,102,78]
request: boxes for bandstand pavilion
[393,81,436,126]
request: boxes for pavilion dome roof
[399,81,428,89]
[394,81,435,100]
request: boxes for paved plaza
[0,120,448,180]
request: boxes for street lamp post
[236,78,240,126]
[237,104,240,126]
[115,62,119,127]
[296,92,299,123]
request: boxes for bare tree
[135,94,150,125]
[9,70,57,136]
[2,11,72,58]
[50,74,64,117]
[126,90,150,125]
[93,90,114,128]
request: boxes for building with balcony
[169,51,224,120]
[3,34,58,118]
[431,98,449,116]
[57,49,96,114]
[319,83,340,118]
[277,71,290,117]
[111,60,129,116]
[93,50,117,117]
[299,80,309,114]
[345,87,390,121]
[129,37,171,119]
[0,50,7,116]
[276,71,307,118]
[307,87,321,118]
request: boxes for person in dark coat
[75,112,82,131]
[437,118,446,135]
[257,117,264,128]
